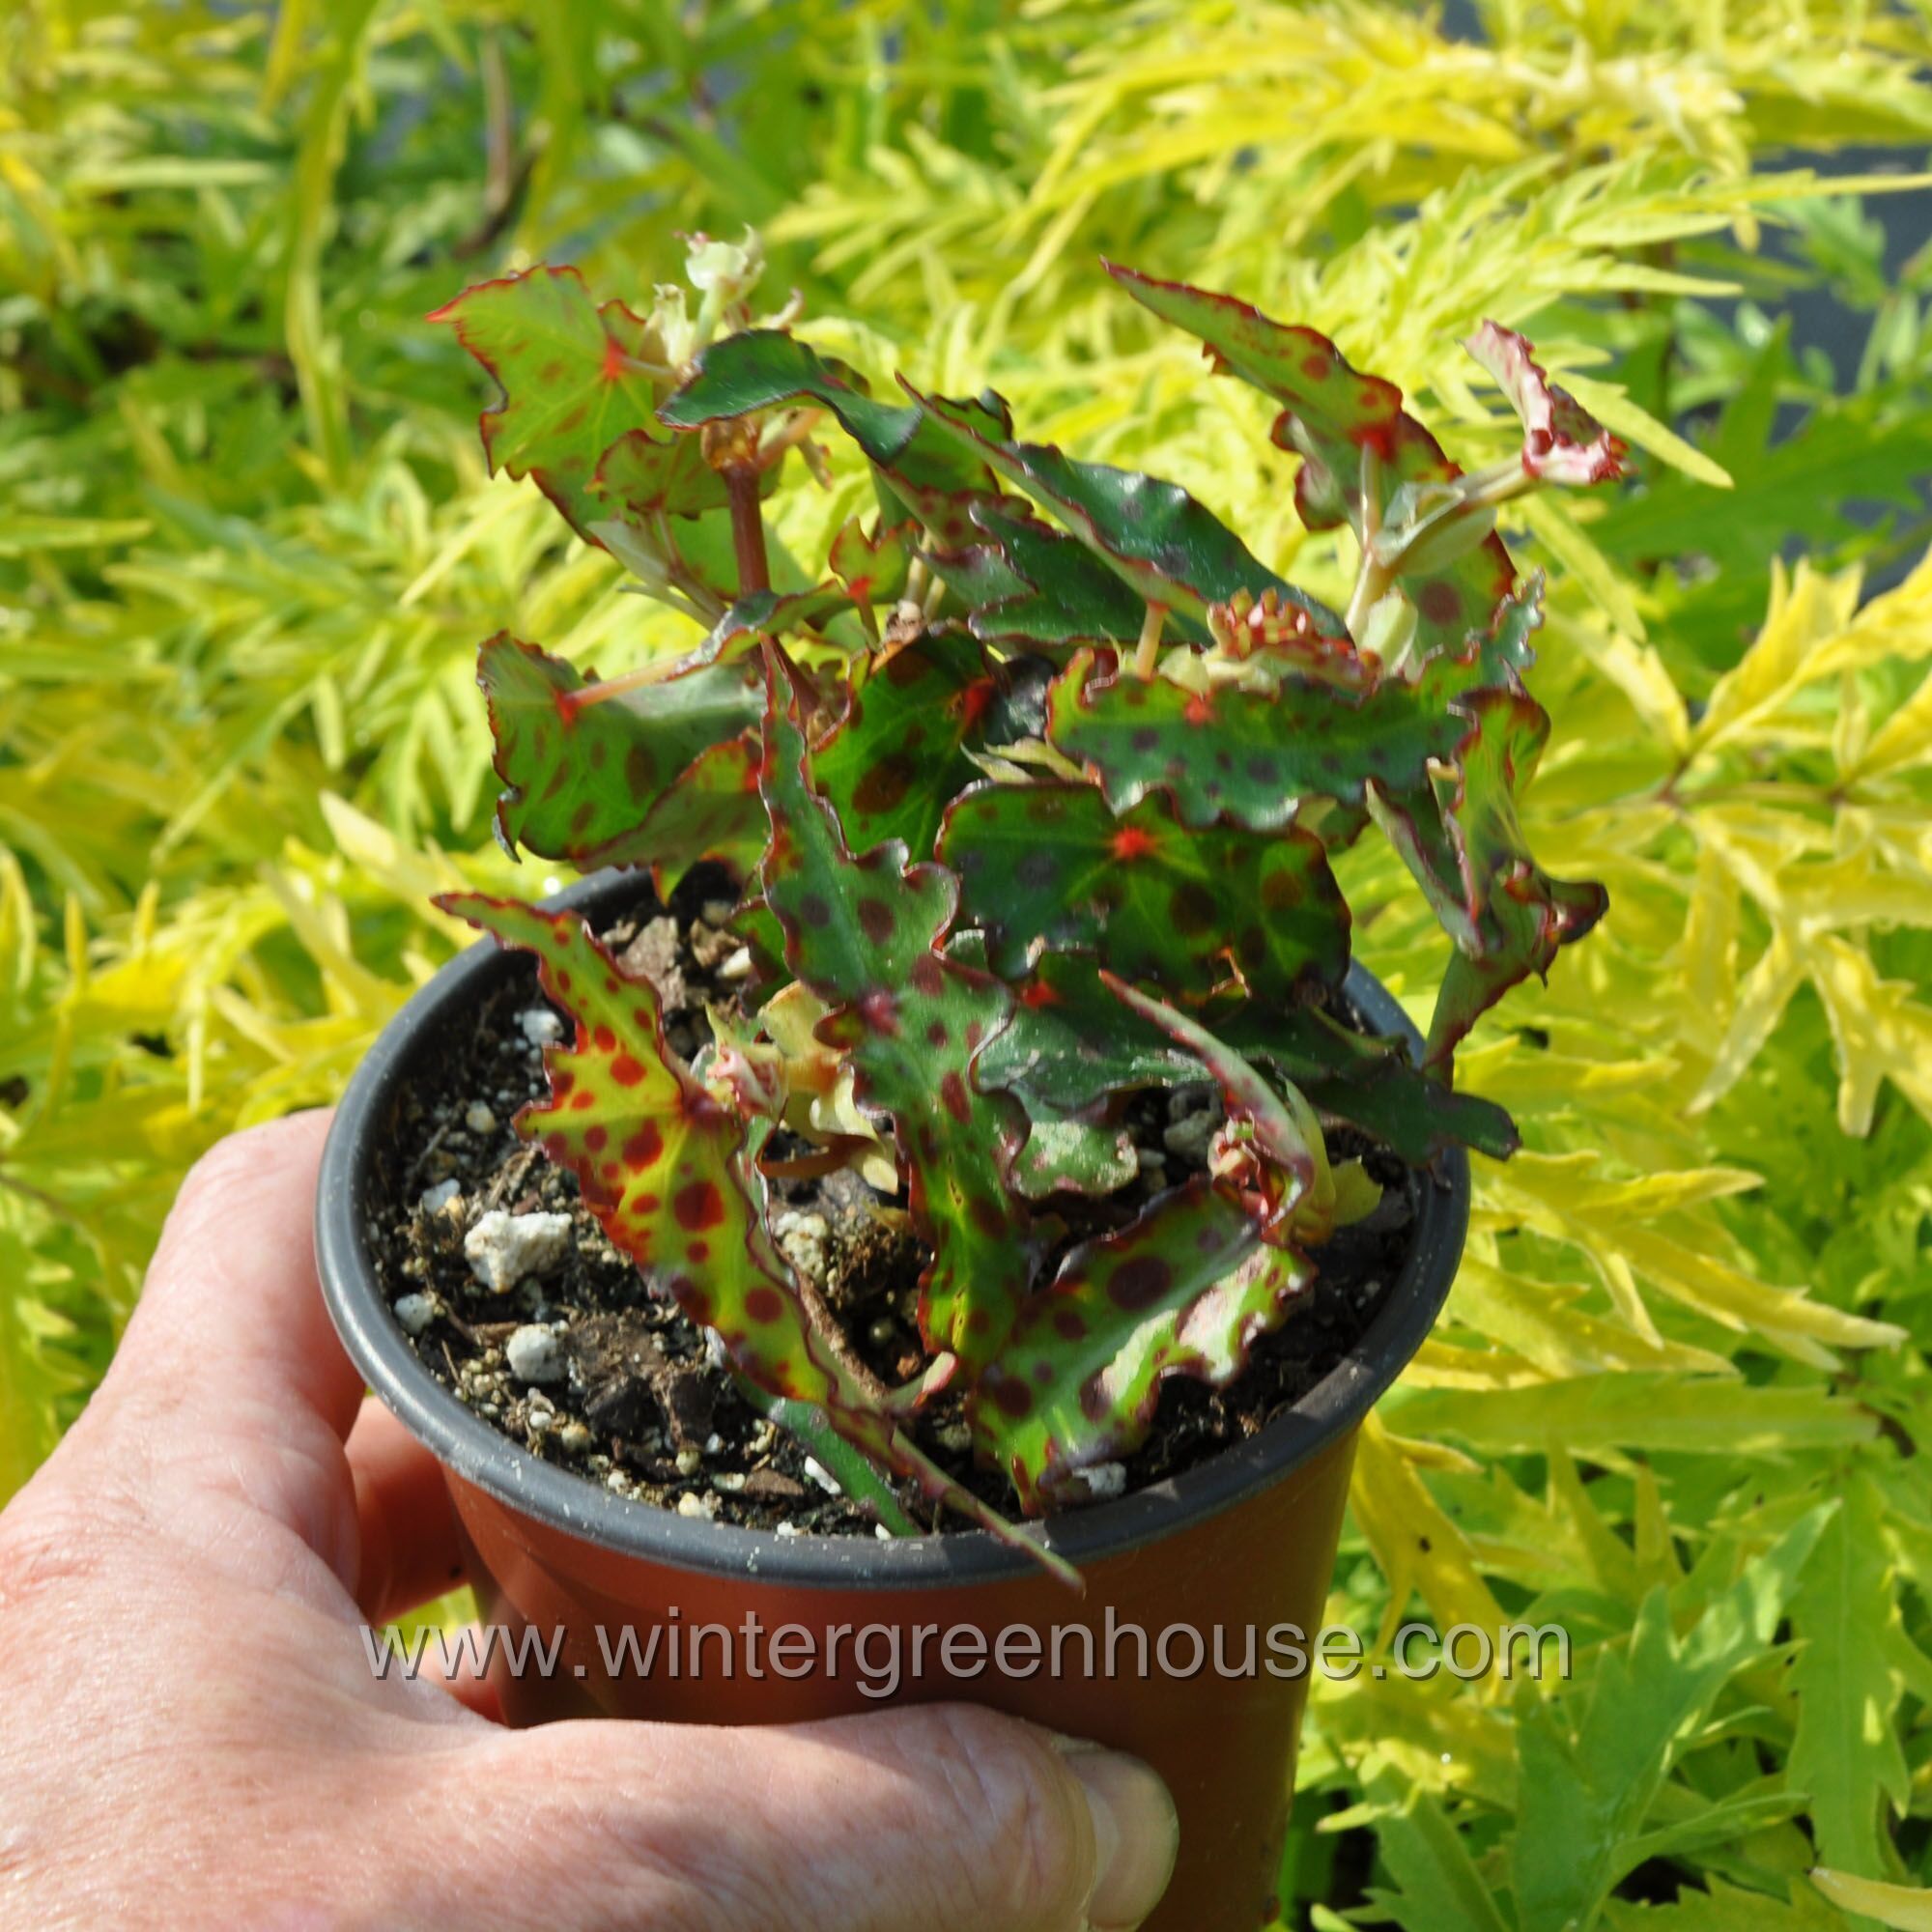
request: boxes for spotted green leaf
[939,780,1349,1006]
[972,1179,1311,1510]
[976,951,1201,1112]
[758,665,1042,1370]
[810,632,1003,864]
[659,330,1007,547]
[827,516,914,606]
[909,383,1337,628]
[478,634,759,868]
[1398,688,1609,1065]
[1106,263,1516,652]
[1045,579,1545,832]
[439,893,1073,1579]
[1010,1116,1140,1201]
[432,265,676,545]
[590,423,729,519]
[925,503,1179,650]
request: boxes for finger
[347,1398,468,1625]
[411,1620,505,1723]
[114,1111,364,1443]
[453,1702,1179,1932]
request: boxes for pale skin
[0,1113,1179,1932]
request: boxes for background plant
[3,1,1930,1922]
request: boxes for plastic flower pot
[316,870,1469,1932]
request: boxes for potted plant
[315,235,1623,1931]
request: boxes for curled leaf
[1463,322,1633,487]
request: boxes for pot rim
[315,870,1468,1590]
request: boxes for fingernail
[1051,1736,1179,1931]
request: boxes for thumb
[446,1701,1179,1932]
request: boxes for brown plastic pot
[316,871,1468,1932]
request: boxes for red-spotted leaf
[810,632,1005,863]
[827,516,914,607]
[758,665,1042,1370]
[924,503,1179,651]
[976,952,1200,1113]
[907,383,1338,629]
[939,781,1349,1006]
[971,1179,1311,1510]
[1044,580,1545,833]
[439,892,1075,1578]
[590,423,730,519]
[432,266,676,545]
[659,331,1008,548]
[1106,263,1516,652]
[479,634,760,868]
[632,733,766,890]
[1464,323,1632,486]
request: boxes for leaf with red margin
[659,585,861,679]
[923,503,1181,651]
[632,733,766,890]
[658,330,1009,549]
[438,893,1076,1579]
[1105,263,1516,654]
[589,423,730,519]
[1218,1003,1521,1163]
[1043,580,1544,832]
[1463,323,1632,486]
[478,633,759,867]
[939,781,1349,1006]
[810,632,1006,864]
[908,384,1340,631]
[976,951,1200,1112]
[431,266,677,545]
[827,516,914,607]
[758,663,1042,1372]
[1391,687,1609,1065]
[971,1179,1311,1510]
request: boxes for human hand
[0,1113,1179,1931]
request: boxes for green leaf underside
[667,584,861,678]
[590,424,729,518]
[1106,263,1514,654]
[1010,1117,1140,1200]
[479,633,760,869]
[925,503,1199,650]
[757,668,1041,1372]
[911,384,1339,627]
[979,952,1517,1164]
[1043,582,1543,833]
[811,633,1003,864]
[1396,687,1609,1064]
[659,330,1008,548]
[1221,1004,1520,1163]
[438,893,1071,1580]
[972,1178,1311,1509]
[431,265,673,545]
[976,951,1202,1111]
[940,780,1349,1006]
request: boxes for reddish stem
[724,463,770,597]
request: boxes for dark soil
[366,872,1420,1536]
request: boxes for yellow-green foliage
[3,2,1931,1922]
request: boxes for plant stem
[1133,600,1167,678]
[724,463,769,597]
